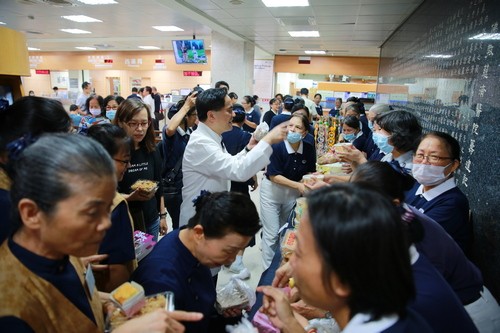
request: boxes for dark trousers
[164,191,182,230]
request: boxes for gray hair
[10,133,115,233]
[369,103,391,116]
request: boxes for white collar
[381,150,413,166]
[409,244,419,265]
[343,312,399,333]
[415,177,457,201]
[281,111,291,115]
[284,140,303,154]
[176,126,191,137]
[196,122,222,144]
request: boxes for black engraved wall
[377,0,500,298]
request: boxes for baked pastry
[130,179,157,192]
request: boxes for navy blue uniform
[406,183,471,255]
[98,199,135,265]
[266,140,316,181]
[131,229,215,333]
[262,110,276,128]
[222,126,254,195]
[242,109,261,133]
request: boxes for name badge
[84,265,96,299]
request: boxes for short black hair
[228,92,238,100]
[292,104,309,118]
[283,98,295,111]
[306,183,415,321]
[196,88,228,122]
[376,110,422,152]
[314,93,322,99]
[343,115,360,130]
[82,81,91,90]
[300,88,309,95]
[215,80,229,90]
[87,123,132,158]
[243,95,256,107]
[132,87,138,93]
[232,104,246,123]
[187,191,261,239]
[420,131,461,162]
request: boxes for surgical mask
[343,133,356,142]
[89,108,101,117]
[412,163,452,186]
[106,110,116,120]
[287,131,302,144]
[368,121,374,131]
[372,132,393,155]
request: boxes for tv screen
[172,39,207,64]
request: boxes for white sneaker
[232,267,251,280]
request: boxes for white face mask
[412,162,452,186]
[89,108,101,117]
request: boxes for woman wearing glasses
[406,131,471,256]
[114,98,166,241]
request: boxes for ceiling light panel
[138,46,160,50]
[152,26,184,32]
[62,15,102,23]
[262,0,309,7]
[60,29,92,34]
[75,47,97,50]
[77,0,118,4]
[288,31,320,37]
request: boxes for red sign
[155,59,165,63]
[104,59,113,63]
[35,69,50,74]
[183,71,202,77]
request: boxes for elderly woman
[0,134,201,332]
[259,184,433,332]
[132,191,261,333]
[406,131,472,255]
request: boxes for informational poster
[130,78,142,89]
[253,60,274,104]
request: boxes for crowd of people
[0,80,499,333]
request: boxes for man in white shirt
[142,86,157,129]
[75,81,92,112]
[180,88,288,226]
[300,88,319,120]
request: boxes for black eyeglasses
[113,158,130,166]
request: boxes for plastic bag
[253,122,269,141]
[226,314,258,333]
[216,277,256,315]
[305,318,341,333]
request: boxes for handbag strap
[166,156,183,180]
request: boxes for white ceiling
[0,0,423,57]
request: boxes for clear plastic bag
[226,314,258,333]
[253,122,269,141]
[216,277,256,315]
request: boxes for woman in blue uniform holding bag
[260,114,316,270]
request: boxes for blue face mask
[372,132,393,154]
[287,131,302,144]
[368,121,374,131]
[106,110,116,120]
[343,133,356,142]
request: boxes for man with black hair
[299,87,318,120]
[76,81,92,112]
[214,80,229,92]
[127,87,142,100]
[179,88,288,226]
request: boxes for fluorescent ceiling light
[305,50,325,55]
[424,54,453,59]
[0,22,6,25]
[60,29,91,34]
[262,0,309,7]
[138,46,160,50]
[152,26,184,32]
[75,46,97,50]
[62,15,102,23]
[288,31,319,37]
[77,0,118,4]
[469,33,500,40]
[28,47,40,51]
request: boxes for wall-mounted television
[172,39,207,64]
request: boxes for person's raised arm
[165,93,197,137]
